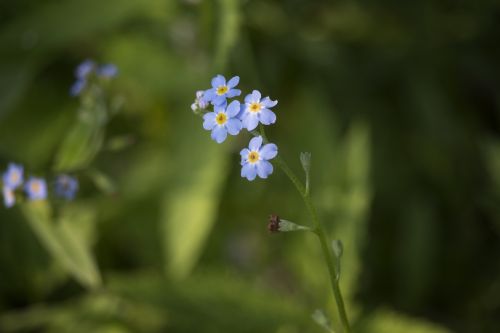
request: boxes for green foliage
[1,0,499,332]
[21,202,101,289]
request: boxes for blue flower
[3,186,15,208]
[55,175,79,200]
[203,100,242,143]
[98,64,118,79]
[70,79,86,96]
[2,163,24,189]
[25,177,47,201]
[203,75,241,106]
[75,59,96,79]
[240,90,278,131]
[240,136,278,181]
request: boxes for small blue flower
[240,136,278,181]
[3,186,15,208]
[25,177,47,201]
[240,90,278,131]
[98,64,118,78]
[203,100,242,143]
[70,79,86,96]
[55,175,79,200]
[75,59,96,79]
[203,75,241,106]
[2,163,24,189]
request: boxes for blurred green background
[1,0,499,332]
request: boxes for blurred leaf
[87,168,117,195]
[162,143,229,279]
[21,201,101,289]
[0,0,176,57]
[214,0,240,71]
[358,308,452,333]
[53,115,104,172]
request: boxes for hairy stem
[257,126,351,333]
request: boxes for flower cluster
[1,163,79,208]
[70,59,118,96]
[193,75,279,181]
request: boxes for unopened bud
[268,214,311,233]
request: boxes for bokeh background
[1,0,500,332]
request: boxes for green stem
[257,127,351,333]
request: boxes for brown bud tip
[268,214,281,233]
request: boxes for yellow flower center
[30,182,41,194]
[216,85,229,96]
[248,151,260,164]
[216,112,227,125]
[249,102,262,113]
[10,171,20,183]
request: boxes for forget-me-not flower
[240,136,278,181]
[76,59,96,79]
[55,175,79,200]
[98,64,118,79]
[203,75,241,106]
[3,186,15,208]
[203,100,242,143]
[240,90,278,131]
[25,177,47,201]
[70,60,118,96]
[2,163,24,189]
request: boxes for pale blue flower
[203,75,241,106]
[98,64,118,78]
[3,186,15,208]
[240,90,278,131]
[75,59,95,79]
[2,163,23,189]
[70,79,86,96]
[55,175,79,200]
[203,100,242,143]
[25,177,47,201]
[240,136,278,181]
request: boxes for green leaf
[52,116,105,172]
[161,111,230,280]
[21,201,101,290]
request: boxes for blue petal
[227,76,240,88]
[225,118,242,135]
[258,108,276,125]
[211,74,225,88]
[226,100,240,117]
[257,160,273,178]
[70,79,86,96]
[241,163,257,181]
[237,103,246,119]
[204,88,216,102]
[203,113,216,130]
[240,148,250,164]
[98,64,118,78]
[242,113,259,131]
[213,95,227,106]
[214,104,226,113]
[226,89,241,98]
[76,59,95,78]
[260,143,278,160]
[251,90,262,102]
[211,126,227,143]
[244,93,254,104]
[249,136,263,151]
[261,97,278,108]
[3,187,15,208]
